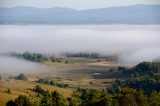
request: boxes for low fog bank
[0,55,54,74]
[118,48,160,64]
[0,25,160,65]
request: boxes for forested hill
[115,62,160,94]
[0,4,160,24]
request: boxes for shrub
[7,89,11,94]
[16,73,27,80]
[6,95,31,106]
[0,75,2,82]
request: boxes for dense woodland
[116,62,160,94]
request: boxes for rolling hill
[0,5,160,24]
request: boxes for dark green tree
[16,73,27,80]
[51,91,68,106]
[6,101,16,106]
[7,95,32,106]
[7,88,11,94]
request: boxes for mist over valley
[0,25,160,73]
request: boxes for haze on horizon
[0,0,160,10]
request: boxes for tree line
[9,52,69,64]
[37,79,69,88]
[66,52,100,59]
[6,86,160,106]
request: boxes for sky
[0,0,160,10]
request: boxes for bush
[65,60,69,64]
[7,89,11,94]
[33,85,49,96]
[0,75,2,82]
[37,79,69,88]
[16,73,27,80]
[6,95,32,106]
[6,101,16,106]
[50,80,56,86]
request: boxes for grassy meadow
[0,57,129,105]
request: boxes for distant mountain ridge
[0,4,160,24]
